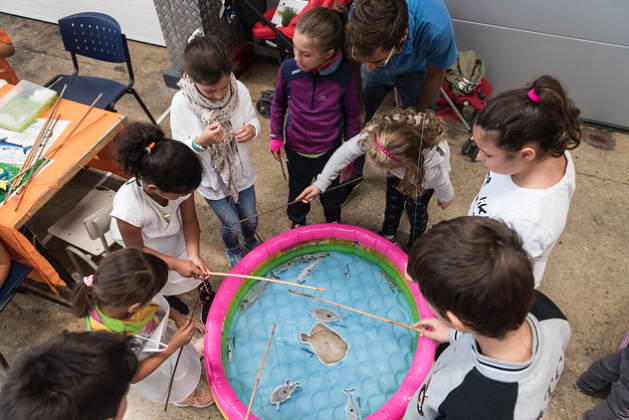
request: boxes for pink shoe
[173,387,215,408]
[618,329,629,351]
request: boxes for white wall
[1,0,166,46]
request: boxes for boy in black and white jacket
[404,216,570,420]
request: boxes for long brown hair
[295,5,349,59]
[362,109,446,196]
[72,248,168,318]
[475,75,581,158]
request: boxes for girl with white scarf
[170,33,261,274]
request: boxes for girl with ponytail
[109,122,212,316]
[469,75,581,287]
[297,109,454,252]
[72,248,213,408]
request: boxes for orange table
[0,83,127,291]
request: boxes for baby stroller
[435,51,493,161]
[240,0,353,118]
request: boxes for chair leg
[65,246,99,279]
[129,88,156,124]
[0,351,8,371]
[19,284,72,309]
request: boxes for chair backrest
[84,201,113,254]
[58,12,128,64]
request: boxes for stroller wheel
[461,137,480,162]
[256,97,272,119]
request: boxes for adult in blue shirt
[341,0,458,203]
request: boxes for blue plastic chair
[0,261,71,371]
[45,12,156,123]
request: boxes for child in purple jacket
[270,5,360,228]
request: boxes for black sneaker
[340,180,362,207]
[378,231,398,245]
[199,284,215,325]
[573,380,610,399]
[165,295,189,316]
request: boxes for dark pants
[382,176,434,248]
[285,146,342,225]
[576,345,629,420]
[349,66,438,182]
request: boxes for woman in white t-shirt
[468,75,581,287]
[109,122,210,304]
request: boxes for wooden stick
[278,158,287,181]
[232,176,364,226]
[211,272,326,292]
[289,289,421,332]
[14,114,61,211]
[245,323,276,420]
[164,295,202,411]
[46,93,102,159]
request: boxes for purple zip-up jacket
[270,54,360,155]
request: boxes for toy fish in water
[226,336,235,365]
[379,269,400,293]
[269,271,281,280]
[300,322,349,365]
[275,253,329,273]
[343,388,362,420]
[343,265,350,281]
[295,260,320,284]
[270,379,301,410]
[238,280,270,314]
[310,307,343,322]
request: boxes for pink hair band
[375,134,402,162]
[528,89,540,102]
[83,274,94,287]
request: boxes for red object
[436,78,494,121]
[230,41,254,77]
[252,0,353,41]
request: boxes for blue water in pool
[225,251,416,420]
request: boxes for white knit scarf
[178,72,240,200]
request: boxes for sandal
[173,387,215,408]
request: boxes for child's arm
[424,143,454,210]
[131,309,204,383]
[179,195,209,280]
[0,241,11,290]
[232,84,261,144]
[270,65,289,161]
[412,318,451,343]
[0,41,15,59]
[296,134,367,202]
[343,70,362,140]
[115,218,204,279]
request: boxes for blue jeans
[205,185,257,250]
[349,66,437,181]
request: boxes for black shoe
[573,380,610,399]
[199,284,215,325]
[378,231,398,245]
[165,295,189,316]
[340,180,362,207]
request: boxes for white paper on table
[270,0,308,26]
[0,118,70,148]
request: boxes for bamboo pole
[245,323,276,420]
[211,272,326,292]
[232,176,364,226]
[289,290,421,332]
[164,295,201,411]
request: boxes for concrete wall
[446,0,629,128]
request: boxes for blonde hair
[361,109,446,196]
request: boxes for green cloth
[297,151,326,158]
[445,50,485,97]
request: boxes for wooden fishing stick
[14,114,61,211]
[289,289,421,332]
[43,113,107,159]
[245,323,276,420]
[278,158,287,181]
[164,294,202,411]
[212,272,326,292]
[232,176,364,226]
[46,93,103,159]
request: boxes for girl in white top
[170,32,262,268]
[109,122,209,296]
[72,248,213,408]
[298,109,454,252]
[468,75,581,287]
